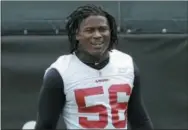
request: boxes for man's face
[76,15,111,58]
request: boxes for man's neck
[75,50,109,65]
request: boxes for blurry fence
[1,1,188,35]
[1,34,188,129]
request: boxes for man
[35,4,153,129]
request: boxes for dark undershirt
[35,58,153,130]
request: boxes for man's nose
[93,30,102,38]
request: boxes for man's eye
[99,27,108,32]
[85,29,93,32]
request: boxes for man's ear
[76,29,80,40]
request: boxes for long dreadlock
[65,4,118,53]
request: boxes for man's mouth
[91,42,104,49]
[91,42,104,45]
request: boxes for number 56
[74,84,131,128]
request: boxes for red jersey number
[74,84,131,128]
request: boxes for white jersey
[45,49,135,129]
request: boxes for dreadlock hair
[65,4,118,53]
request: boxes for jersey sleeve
[35,68,66,130]
[127,62,154,130]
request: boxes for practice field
[1,35,188,129]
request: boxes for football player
[35,4,153,129]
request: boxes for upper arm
[127,62,153,129]
[35,68,66,130]
[127,62,144,125]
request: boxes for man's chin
[89,49,108,59]
[89,50,103,57]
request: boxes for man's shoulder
[110,49,133,61]
[55,54,73,64]
[110,49,134,70]
[45,54,73,76]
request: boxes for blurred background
[1,1,188,129]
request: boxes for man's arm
[35,68,66,130]
[127,62,153,130]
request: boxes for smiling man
[34,4,153,129]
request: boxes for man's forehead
[80,15,109,28]
[83,24,109,28]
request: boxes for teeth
[93,43,103,45]
[94,44,102,46]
